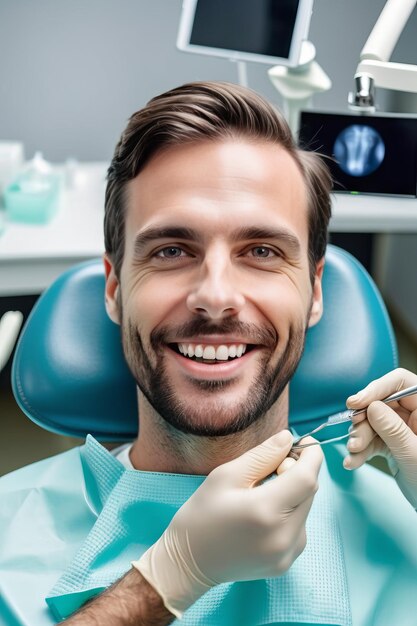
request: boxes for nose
[186,251,245,320]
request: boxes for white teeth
[202,345,216,360]
[215,345,229,361]
[228,345,237,358]
[177,342,250,361]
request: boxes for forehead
[125,138,309,247]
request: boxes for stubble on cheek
[119,309,309,437]
[116,278,313,436]
[121,318,157,391]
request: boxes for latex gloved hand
[344,368,417,509]
[132,430,323,618]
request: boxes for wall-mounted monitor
[177,0,314,68]
[299,110,417,197]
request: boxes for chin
[156,394,271,437]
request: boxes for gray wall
[0,0,416,163]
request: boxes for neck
[129,391,289,475]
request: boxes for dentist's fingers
[264,437,323,508]
[345,408,384,470]
[276,456,297,475]
[347,420,377,454]
[276,449,300,475]
[408,410,417,435]
[366,401,417,459]
[347,369,417,419]
[344,435,386,470]
[344,400,417,470]
[221,430,294,488]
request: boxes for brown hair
[104,81,332,281]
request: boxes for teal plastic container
[4,152,61,224]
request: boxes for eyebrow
[133,225,301,255]
[231,227,301,254]
[133,227,199,256]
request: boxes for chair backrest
[11,245,398,441]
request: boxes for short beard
[120,313,309,437]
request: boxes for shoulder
[0,445,84,494]
[0,444,96,624]
[0,443,95,555]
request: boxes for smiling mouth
[168,342,257,364]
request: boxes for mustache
[150,318,278,350]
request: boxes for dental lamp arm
[268,41,332,135]
[350,0,417,110]
[361,0,415,62]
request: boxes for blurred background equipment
[298,110,417,196]
[348,0,417,112]
[4,152,62,224]
[298,0,417,197]
[177,0,314,68]
[0,310,23,373]
[177,0,331,133]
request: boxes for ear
[103,253,121,325]
[308,257,325,328]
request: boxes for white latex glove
[132,430,323,618]
[344,368,417,509]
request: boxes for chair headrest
[12,245,397,440]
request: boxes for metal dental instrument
[291,383,417,449]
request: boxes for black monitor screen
[190,0,300,60]
[299,111,417,197]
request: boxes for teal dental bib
[46,436,352,625]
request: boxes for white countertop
[1,161,416,296]
[330,192,417,232]
[0,163,106,295]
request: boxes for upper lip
[170,336,259,345]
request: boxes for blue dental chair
[11,245,398,441]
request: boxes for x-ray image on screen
[298,111,417,196]
[333,125,385,177]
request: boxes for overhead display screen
[299,111,417,197]
[177,0,313,67]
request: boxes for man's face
[105,139,324,436]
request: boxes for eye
[155,246,187,259]
[249,246,277,259]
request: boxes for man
[1,82,417,626]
